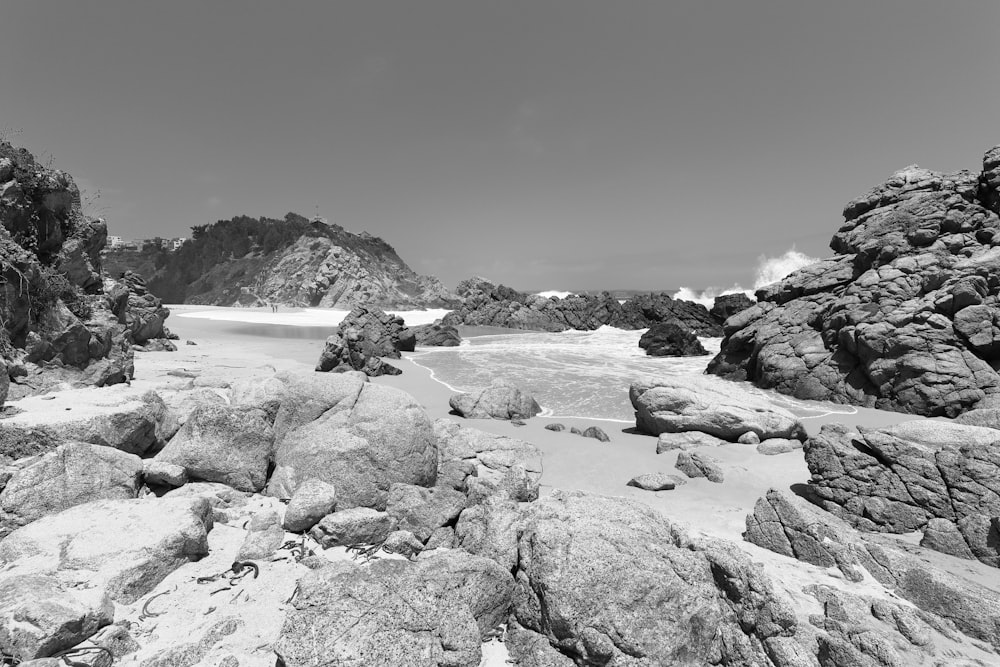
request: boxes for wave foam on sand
[172,306,451,327]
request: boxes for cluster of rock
[442,276,744,335]
[0,142,174,405]
[710,147,1000,417]
[316,307,462,376]
[544,422,611,442]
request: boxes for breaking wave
[672,246,820,306]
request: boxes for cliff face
[709,147,1000,417]
[0,142,172,402]
[111,215,456,309]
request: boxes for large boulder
[406,322,461,347]
[267,382,437,510]
[315,306,412,376]
[274,550,515,667]
[449,380,542,421]
[804,420,1000,567]
[385,483,467,542]
[153,405,274,492]
[710,292,755,323]
[630,376,806,441]
[0,496,212,604]
[638,320,707,357]
[709,153,1000,418]
[434,419,543,502]
[0,442,142,533]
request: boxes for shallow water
[407,326,861,423]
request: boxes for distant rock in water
[405,321,461,347]
[107,213,457,309]
[638,320,707,357]
[709,292,755,322]
[709,147,1000,417]
[315,306,412,376]
[443,276,723,334]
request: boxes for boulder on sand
[630,376,806,441]
[267,382,437,510]
[315,306,412,376]
[449,380,542,420]
[154,405,274,493]
[675,451,725,483]
[405,322,462,347]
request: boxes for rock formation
[710,292,755,322]
[0,142,174,404]
[315,306,413,376]
[110,213,456,309]
[710,149,1000,416]
[449,379,542,420]
[443,276,725,334]
[405,321,462,346]
[638,319,708,356]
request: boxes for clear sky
[2,1,998,292]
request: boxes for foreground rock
[275,550,514,666]
[0,443,142,534]
[449,380,542,421]
[804,420,1000,567]
[434,419,543,503]
[638,319,708,356]
[267,375,437,510]
[746,488,1000,650]
[710,151,1000,417]
[630,375,806,441]
[315,306,411,376]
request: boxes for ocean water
[409,326,861,423]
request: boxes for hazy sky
[2,1,998,291]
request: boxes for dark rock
[675,451,724,482]
[569,427,582,435]
[709,153,1000,418]
[315,306,411,376]
[638,320,708,357]
[581,426,610,442]
[711,292,755,322]
[544,423,565,432]
[405,322,461,347]
[449,379,542,420]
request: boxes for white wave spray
[672,247,819,305]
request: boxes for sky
[2,1,999,292]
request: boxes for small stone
[570,427,583,435]
[544,423,565,432]
[310,507,395,547]
[581,426,610,442]
[511,419,527,427]
[382,530,424,558]
[675,452,724,483]
[656,431,726,452]
[237,509,284,560]
[756,438,801,455]
[186,340,197,346]
[283,479,338,533]
[626,473,676,491]
[143,459,188,488]
[737,431,761,445]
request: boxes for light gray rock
[268,383,437,510]
[455,500,526,573]
[0,443,142,533]
[630,376,806,441]
[309,507,394,547]
[626,472,676,491]
[142,459,187,488]
[656,431,727,452]
[675,451,725,482]
[383,530,425,558]
[756,438,802,455]
[581,426,610,442]
[159,388,227,426]
[0,574,113,661]
[154,405,274,493]
[274,549,514,667]
[738,431,761,445]
[283,478,338,532]
[449,379,542,420]
[425,526,456,550]
[236,509,284,560]
[434,419,542,503]
[0,497,212,604]
[386,483,467,542]
[268,370,367,444]
[920,518,976,560]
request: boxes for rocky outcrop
[124,213,456,308]
[638,319,707,356]
[710,151,1000,417]
[745,488,1000,651]
[406,321,461,347]
[315,306,412,376]
[0,142,165,403]
[710,292,755,322]
[630,375,806,441]
[803,420,1000,567]
[107,271,173,346]
[449,380,542,420]
[443,277,724,334]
